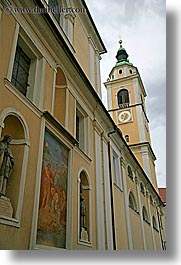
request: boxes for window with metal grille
[76,114,80,143]
[117,89,129,108]
[12,45,31,96]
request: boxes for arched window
[129,191,137,212]
[152,216,158,230]
[127,165,133,180]
[150,195,153,205]
[140,182,145,195]
[117,89,129,108]
[79,170,91,243]
[142,206,149,223]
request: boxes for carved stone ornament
[80,227,89,242]
[0,195,13,218]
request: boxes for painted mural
[36,129,68,248]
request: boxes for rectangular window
[12,45,31,96]
[76,114,80,142]
[75,105,90,156]
[76,109,84,150]
[113,152,122,189]
[10,30,45,107]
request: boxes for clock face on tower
[118,110,132,123]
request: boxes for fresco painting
[36,129,68,248]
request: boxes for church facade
[0,0,166,250]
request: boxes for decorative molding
[4,79,42,118]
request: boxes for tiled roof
[158,188,166,203]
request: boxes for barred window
[12,45,31,96]
[117,89,129,108]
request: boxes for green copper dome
[115,39,133,66]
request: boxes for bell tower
[104,40,158,190]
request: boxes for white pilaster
[102,138,113,250]
[148,196,156,250]
[7,22,20,81]
[121,160,133,249]
[136,177,147,250]
[94,130,105,250]
[141,147,152,182]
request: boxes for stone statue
[80,184,86,230]
[0,135,14,196]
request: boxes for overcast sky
[86,0,166,187]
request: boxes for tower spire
[115,39,132,66]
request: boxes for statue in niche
[0,135,14,196]
[80,184,87,230]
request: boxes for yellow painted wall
[113,187,129,249]
[111,81,140,145]
[130,146,143,167]
[74,17,90,79]
[54,87,66,126]
[0,13,16,82]
[130,210,143,249]
[0,93,42,249]
[154,230,162,249]
[43,63,54,112]
[144,222,154,249]
[150,159,158,191]
[145,125,151,143]
[68,92,75,136]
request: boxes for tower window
[118,69,123,75]
[129,69,132,74]
[112,151,122,189]
[117,89,129,108]
[125,135,129,142]
[76,109,84,150]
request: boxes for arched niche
[0,108,29,223]
[54,66,68,126]
[78,169,91,243]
